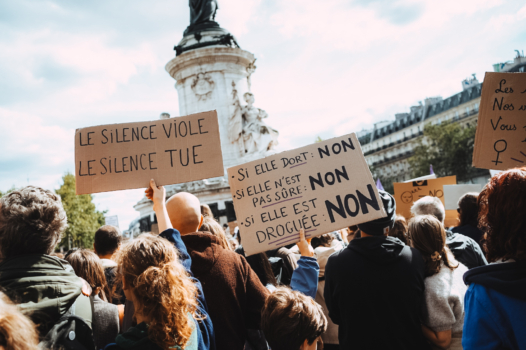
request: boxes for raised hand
[145,179,166,214]
[296,229,314,257]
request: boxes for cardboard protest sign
[75,111,223,194]
[393,176,457,227]
[227,133,387,256]
[473,72,526,170]
[443,184,482,210]
[403,174,436,183]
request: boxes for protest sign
[473,72,526,171]
[75,111,223,194]
[393,176,457,227]
[443,184,482,210]
[227,133,387,256]
[403,174,436,183]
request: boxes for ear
[300,339,309,350]
[93,244,97,255]
[199,214,204,230]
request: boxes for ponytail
[115,235,199,349]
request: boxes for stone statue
[229,82,279,156]
[189,0,218,26]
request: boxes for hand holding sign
[228,133,386,256]
[296,229,314,257]
[146,178,171,233]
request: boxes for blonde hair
[114,234,198,349]
[199,217,232,250]
[0,292,39,349]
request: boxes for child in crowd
[463,168,526,350]
[65,249,122,350]
[0,291,39,350]
[409,215,467,350]
[261,288,327,350]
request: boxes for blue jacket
[463,261,526,350]
[290,256,319,299]
[159,229,216,350]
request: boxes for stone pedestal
[166,46,255,168]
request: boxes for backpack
[39,294,96,350]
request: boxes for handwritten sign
[393,176,457,227]
[473,72,526,170]
[75,110,223,194]
[228,133,386,256]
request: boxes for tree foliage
[0,186,16,198]
[55,173,106,250]
[409,122,477,182]
[368,165,395,195]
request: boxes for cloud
[0,0,525,230]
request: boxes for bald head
[166,192,204,235]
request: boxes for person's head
[457,192,479,227]
[199,217,231,250]
[65,249,111,302]
[478,167,526,262]
[0,292,39,350]
[200,204,213,218]
[93,225,122,259]
[262,287,327,350]
[388,215,408,244]
[357,190,396,236]
[246,252,277,287]
[311,233,334,249]
[0,186,67,260]
[114,234,198,349]
[223,223,228,230]
[408,215,458,277]
[243,92,255,105]
[166,192,203,235]
[410,196,445,224]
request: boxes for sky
[1,0,525,231]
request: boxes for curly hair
[478,167,526,262]
[0,186,67,259]
[65,249,112,302]
[388,215,409,244]
[0,291,39,350]
[114,234,198,349]
[408,215,458,277]
[199,217,231,250]
[261,287,327,350]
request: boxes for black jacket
[324,236,430,350]
[451,224,484,246]
[446,230,487,269]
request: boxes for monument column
[165,47,255,168]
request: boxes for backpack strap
[71,294,93,329]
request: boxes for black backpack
[39,295,96,350]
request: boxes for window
[474,103,479,111]
[466,107,470,115]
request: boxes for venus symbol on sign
[492,140,507,165]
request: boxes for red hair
[478,167,526,262]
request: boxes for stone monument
[130,0,279,235]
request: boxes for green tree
[368,165,395,195]
[56,173,106,250]
[408,122,477,182]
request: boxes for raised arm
[290,229,319,299]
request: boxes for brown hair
[114,234,198,349]
[0,186,67,259]
[478,167,526,262]
[458,192,479,227]
[311,233,334,249]
[94,225,122,257]
[389,215,408,244]
[409,215,458,277]
[261,287,327,350]
[0,291,39,349]
[199,217,231,250]
[65,249,112,302]
[200,204,213,218]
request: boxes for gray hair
[0,186,68,259]
[410,196,445,223]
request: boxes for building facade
[358,51,526,185]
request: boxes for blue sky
[1,0,525,230]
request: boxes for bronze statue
[189,0,218,25]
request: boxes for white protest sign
[228,133,387,256]
[443,184,482,210]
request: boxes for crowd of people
[0,168,524,350]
